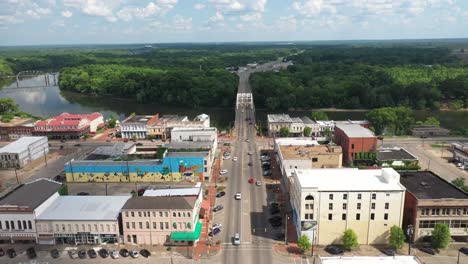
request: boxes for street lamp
[406,224,414,255]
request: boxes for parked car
[216,191,226,198]
[246,139,250,142]
[274,233,285,241]
[459,247,468,255]
[270,207,280,215]
[6,249,16,258]
[262,161,271,166]
[212,223,222,230]
[119,248,129,257]
[223,156,231,160]
[69,250,78,259]
[263,170,272,176]
[209,228,221,236]
[78,250,87,259]
[136,143,143,146]
[99,248,109,258]
[110,250,119,259]
[220,169,228,175]
[381,248,396,256]
[248,162,252,166]
[51,249,60,258]
[213,205,224,212]
[88,249,97,258]
[325,245,344,255]
[256,180,262,186]
[419,246,436,255]
[235,192,242,200]
[261,156,271,161]
[140,249,151,258]
[233,157,238,161]
[248,152,253,155]
[233,233,241,245]
[248,178,254,183]
[27,247,37,259]
[0,248,4,257]
[129,250,139,258]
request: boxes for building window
[138,212,142,217]
[357,203,361,210]
[351,144,354,149]
[312,158,318,162]
[165,222,169,229]
[342,203,347,210]
[5,221,9,229]
[17,221,22,230]
[159,212,163,217]
[329,203,333,210]
[305,214,309,220]
[139,222,143,229]
[23,220,26,230]
[343,194,347,200]
[357,193,362,200]
[178,212,181,217]
[371,203,375,209]
[10,221,14,230]
[187,212,191,217]
[441,208,450,215]
[127,235,131,243]
[356,213,361,220]
[125,211,129,217]
[131,212,134,217]
[131,222,135,229]
[371,213,375,220]
[372,193,376,200]
[173,212,177,217]
[329,194,333,200]
[342,214,347,220]
[305,204,309,210]
[384,213,388,220]
[328,214,333,220]
[153,222,157,229]
[126,222,130,229]
[385,203,389,210]
[160,222,164,230]
[146,222,150,229]
[143,212,147,217]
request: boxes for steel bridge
[0,71,59,89]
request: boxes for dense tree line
[59,64,238,107]
[251,47,468,110]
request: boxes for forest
[251,47,468,110]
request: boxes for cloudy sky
[1,0,468,45]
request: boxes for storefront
[170,221,202,245]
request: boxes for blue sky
[1,0,468,45]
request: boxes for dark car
[420,246,436,255]
[51,249,60,258]
[216,191,226,198]
[213,205,224,212]
[381,248,396,256]
[6,249,16,258]
[261,156,271,161]
[248,162,252,166]
[140,249,151,258]
[77,192,90,196]
[459,247,468,255]
[270,221,282,228]
[53,175,63,182]
[78,250,87,259]
[119,248,129,257]
[99,248,109,258]
[0,248,4,257]
[270,202,280,208]
[27,247,37,259]
[274,233,285,241]
[88,249,97,258]
[74,143,81,147]
[209,228,221,236]
[270,208,280,215]
[325,245,344,255]
[263,170,272,176]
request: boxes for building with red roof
[33,112,104,140]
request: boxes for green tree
[297,235,312,253]
[107,114,117,128]
[266,97,281,110]
[324,127,332,137]
[431,223,451,249]
[279,127,290,137]
[422,117,440,126]
[311,111,329,121]
[452,177,465,188]
[0,98,18,113]
[389,225,406,249]
[366,107,397,135]
[342,229,358,250]
[303,126,312,137]
[393,107,414,135]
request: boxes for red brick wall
[334,127,377,164]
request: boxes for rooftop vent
[420,181,428,186]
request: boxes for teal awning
[170,221,202,241]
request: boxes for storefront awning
[170,221,202,241]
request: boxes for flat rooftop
[335,124,375,138]
[0,178,61,210]
[0,136,47,154]
[90,142,135,158]
[280,144,342,160]
[267,114,293,123]
[0,117,36,127]
[165,141,213,149]
[295,168,405,191]
[171,127,216,132]
[399,171,468,200]
[144,185,201,197]
[300,116,316,124]
[319,256,422,264]
[275,137,319,146]
[67,159,163,166]
[166,152,209,157]
[122,196,196,210]
[36,196,130,221]
[377,147,418,160]
[122,115,156,124]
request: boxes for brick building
[334,124,377,165]
[33,112,104,139]
[0,117,37,140]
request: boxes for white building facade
[0,136,49,168]
[289,168,405,245]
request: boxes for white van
[233,233,240,245]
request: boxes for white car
[220,169,228,175]
[130,250,139,258]
[248,152,253,155]
[235,193,242,200]
[212,223,222,230]
[245,139,250,142]
[110,250,119,259]
[233,157,238,161]
[256,181,262,186]
[223,156,231,160]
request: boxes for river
[0,74,466,132]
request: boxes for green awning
[170,221,202,241]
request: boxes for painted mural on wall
[65,156,204,183]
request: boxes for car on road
[381,248,396,256]
[213,205,224,212]
[246,139,250,142]
[248,162,252,166]
[262,161,271,166]
[419,246,436,255]
[248,152,253,155]
[233,233,241,245]
[88,249,97,258]
[110,250,119,259]
[136,143,143,146]
[53,175,63,182]
[119,249,129,257]
[212,223,222,229]
[77,192,90,196]
[325,245,344,255]
[270,207,280,215]
[99,248,109,258]
[459,247,468,255]
[274,233,285,241]
[51,249,60,258]
[220,169,228,175]
[69,250,78,259]
[223,156,231,160]
[248,178,254,183]
[6,249,16,258]
[263,170,272,176]
[235,192,242,200]
[256,180,262,186]
[78,249,87,259]
[140,249,151,258]
[216,191,226,198]
[130,250,139,258]
[0,248,4,257]
[233,157,238,161]
[261,156,271,161]
[209,228,221,236]
[27,247,37,259]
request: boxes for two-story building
[289,168,405,245]
[267,114,295,137]
[0,178,61,243]
[0,117,37,140]
[120,114,159,139]
[33,112,104,139]
[0,136,49,168]
[147,114,210,140]
[334,124,377,165]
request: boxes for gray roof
[0,136,47,154]
[165,141,213,149]
[300,116,316,124]
[144,186,201,197]
[0,178,61,210]
[376,147,418,161]
[68,159,163,166]
[399,171,468,200]
[166,152,209,157]
[171,127,216,132]
[91,142,135,157]
[335,124,375,138]
[36,196,130,221]
[122,196,196,210]
[267,114,293,123]
[291,117,304,123]
[122,115,155,124]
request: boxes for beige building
[147,114,210,140]
[122,186,203,246]
[289,168,405,245]
[35,196,130,245]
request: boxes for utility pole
[43,147,48,167]
[14,167,19,184]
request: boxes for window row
[419,220,468,229]
[51,223,116,233]
[124,211,191,218]
[328,193,380,200]
[328,202,390,210]
[421,208,468,216]
[327,213,389,221]
[125,221,192,230]
[0,220,32,230]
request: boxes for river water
[0,75,466,131]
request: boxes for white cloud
[208,0,267,13]
[48,19,65,32]
[240,12,262,22]
[115,0,177,21]
[25,10,40,19]
[276,15,297,31]
[173,15,192,30]
[0,15,23,25]
[36,7,51,15]
[62,10,73,18]
[209,11,224,22]
[194,3,205,10]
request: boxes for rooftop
[275,137,319,146]
[294,168,405,191]
[67,159,163,167]
[161,115,189,122]
[36,196,130,221]
[122,115,158,125]
[280,144,342,160]
[300,116,316,124]
[0,117,36,127]
[171,127,217,132]
[319,256,422,264]
[291,117,303,123]
[89,142,135,158]
[122,196,196,210]
[166,152,209,157]
[335,124,375,138]
[144,183,201,197]
[0,136,47,154]
[35,112,102,127]
[376,147,418,161]
[267,114,293,123]
[164,141,213,150]
[399,171,468,200]
[0,178,61,210]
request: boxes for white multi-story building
[120,115,159,139]
[0,178,61,243]
[0,136,49,168]
[267,114,294,137]
[289,168,405,245]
